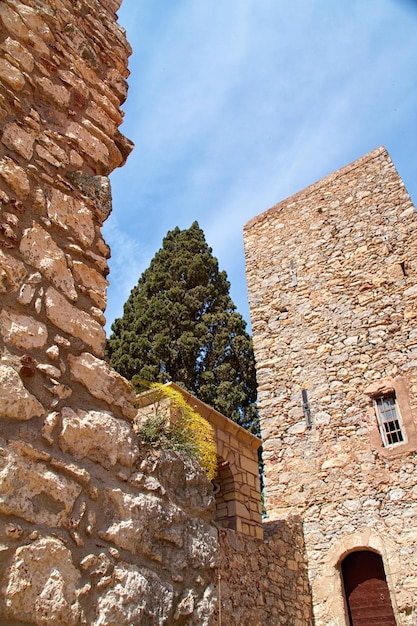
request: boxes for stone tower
[244,147,417,625]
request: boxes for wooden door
[342,550,397,626]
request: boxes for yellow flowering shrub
[134,380,217,481]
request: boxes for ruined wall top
[244,146,390,231]
[0,0,135,411]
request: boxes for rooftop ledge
[136,381,262,451]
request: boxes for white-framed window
[374,393,405,447]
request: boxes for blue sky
[104,0,417,333]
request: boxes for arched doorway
[341,550,397,625]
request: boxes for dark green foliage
[107,221,259,433]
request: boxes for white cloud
[104,0,417,330]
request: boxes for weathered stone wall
[0,1,219,623]
[244,147,417,624]
[214,518,313,626]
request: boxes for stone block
[1,36,34,72]
[0,57,25,90]
[0,438,81,526]
[0,157,30,197]
[239,455,259,475]
[20,222,77,301]
[0,250,27,293]
[93,562,174,626]
[2,122,35,160]
[45,287,105,355]
[0,308,47,350]
[47,188,95,247]
[68,352,137,419]
[1,537,81,625]
[59,406,139,469]
[0,364,44,420]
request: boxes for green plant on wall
[134,380,217,481]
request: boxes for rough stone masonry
[0,1,219,623]
[244,147,417,625]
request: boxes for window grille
[374,393,405,446]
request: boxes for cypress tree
[107,221,259,432]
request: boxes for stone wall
[136,383,264,540]
[214,518,313,626]
[244,147,417,624]
[0,1,219,623]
